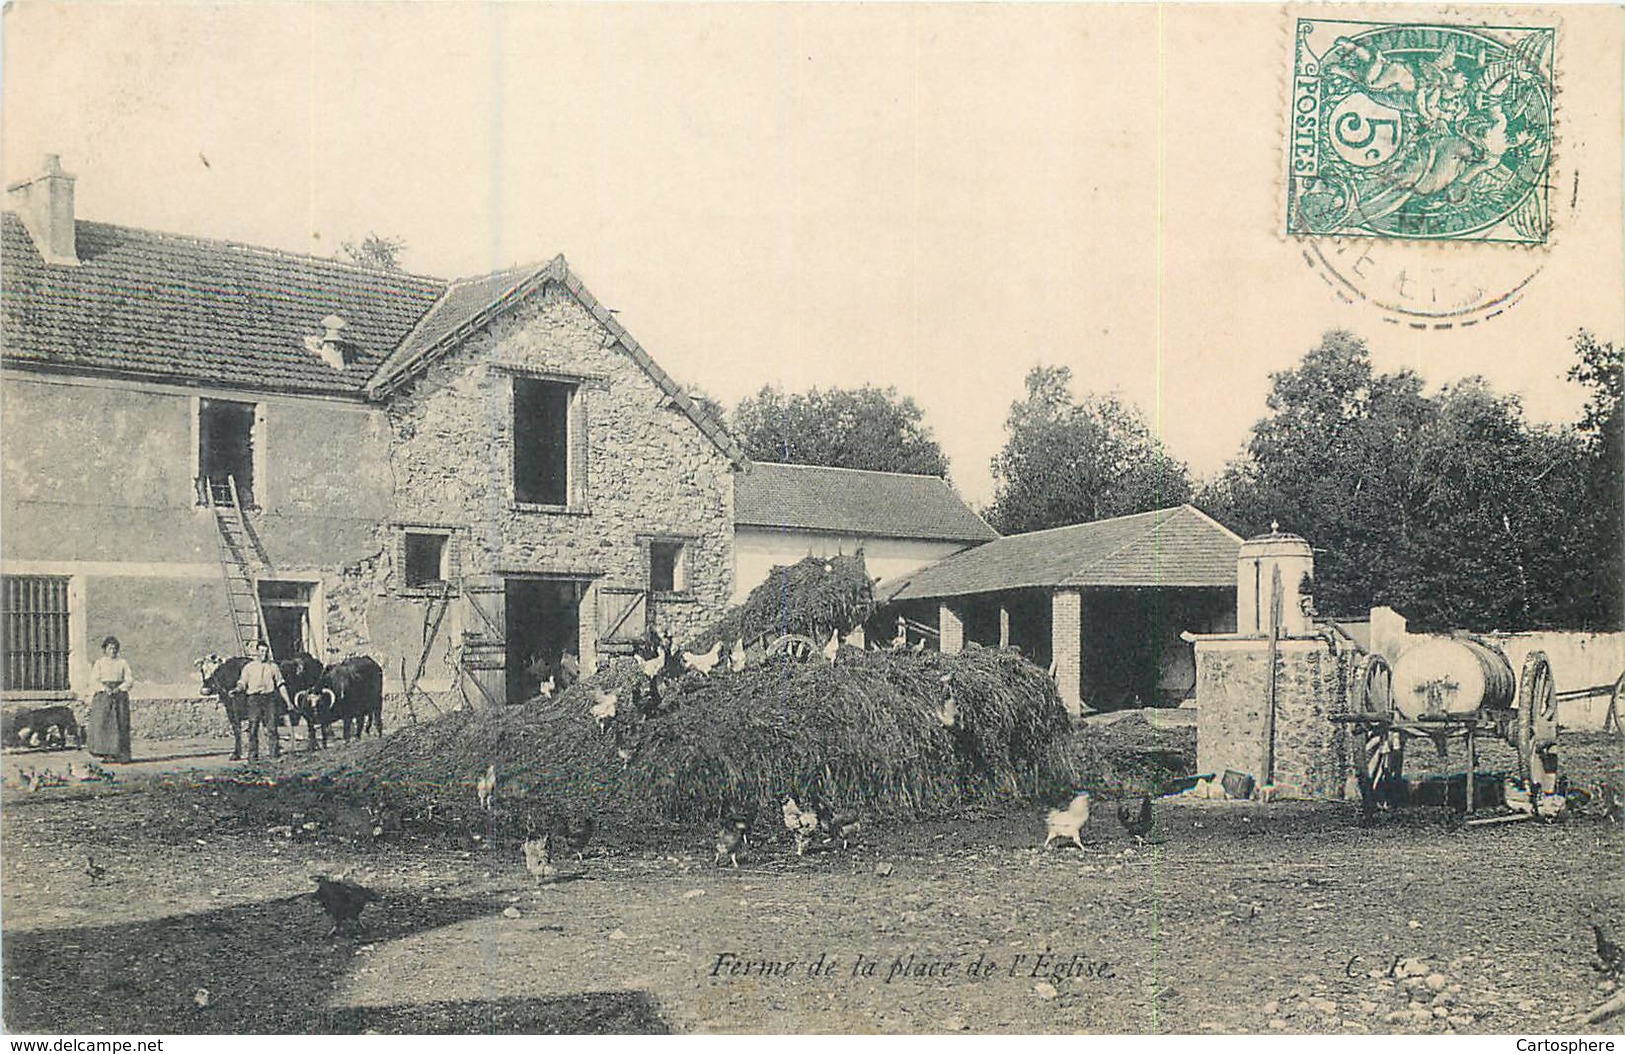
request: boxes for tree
[1196,329,1613,630]
[1566,331,1623,627]
[341,232,407,271]
[730,384,950,477]
[986,365,1191,534]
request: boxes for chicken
[937,674,957,728]
[84,854,107,885]
[818,802,862,849]
[892,615,908,651]
[1046,658,1058,680]
[1504,778,1534,815]
[639,649,667,679]
[729,639,748,673]
[1043,792,1091,851]
[911,638,926,654]
[476,764,497,812]
[311,875,379,936]
[523,834,558,881]
[589,688,618,732]
[1116,794,1153,841]
[682,641,723,676]
[548,815,595,861]
[537,675,556,700]
[822,631,840,663]
[1604,781,1625,824]
[782,795,823,856]
[1594,923,1623,977]
[715,817,750,868]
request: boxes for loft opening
[404,532,450,588]
[198,398,259,507]
[513,377,576,506]
[257,580,314,660]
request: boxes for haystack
[685,552,874,653]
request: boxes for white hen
[682,641,723,675]
[729,638,748,673]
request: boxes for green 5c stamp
[1287,18,1554,244]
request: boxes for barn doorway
[199,399,258,507]
[504,578,582,703]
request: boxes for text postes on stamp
[1287,17,1554,244]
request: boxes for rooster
[638,649,667,679]
[1043,792,1091,851]
[1594,923,1623,977]
[523,834,558,881]
[589,688,618,732]
[476,764,497,812]
[84,854,107,885]
[729,639,748,673]
[822,631,840,663]
[1116,794,1153,843]
[312,875,379,936]
[682,641,723,676]
[715,814,751,868]
[548,814,595,861]
[818,801,862,849]
[782,795,824,856]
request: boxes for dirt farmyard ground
[2,730,1621,1034]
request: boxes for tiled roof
[3,212,746,464]
[886,504,1242,600]
[735,462,998,543]
[2,213,444,395]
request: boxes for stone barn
[1,155,742,723]
[884,504,1242,716]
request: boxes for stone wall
[1193,637,1352,799]
[384,281,736,671]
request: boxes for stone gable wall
[383,282,735,650]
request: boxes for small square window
[404,533,449,588]
[649,541,684,594]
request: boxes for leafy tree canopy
[731,384,950,477]
[986,365,1191,534]
[341,232,407,271]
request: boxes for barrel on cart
[1334,635,1558,817]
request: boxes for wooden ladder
[204,475,266,655]
[400,582,455,724]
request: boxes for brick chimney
[6,154,79,266]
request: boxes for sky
[4,2,1622,507]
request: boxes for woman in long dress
[87,635,134,763]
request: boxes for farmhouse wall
[733,529,971,603]
[1193,638,1351,799]
[384,282,735,649]
[1,373,402,698]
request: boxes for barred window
[3,576,71,692]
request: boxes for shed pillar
[998,602,1011,648]
[1051,588,1083,717]
[578,580,599,676]
[939,602,965,655]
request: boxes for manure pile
[346,644,1080,828]
[684,552,875,652]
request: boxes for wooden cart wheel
[1353,653,1394,714]
[1349,721,1403,817]
[1517,650,1557,789]
[1605,670,1624,736]
[768,634,818,662]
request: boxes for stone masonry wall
[1194,638,1351,799]
[384,282,736,653]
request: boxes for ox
[197,654,252,760]
[322,656,384,742]
[279,652,334,751]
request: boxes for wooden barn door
[458,577,506,710]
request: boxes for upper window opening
[199,398,257,507]
[513,378,574,506]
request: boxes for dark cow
[279,652,331,751]
[2,705,83,750]
[197,654,252,760]
[322,656,384,742]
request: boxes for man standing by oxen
[235,641,292,761]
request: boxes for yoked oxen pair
[196,652,384,758]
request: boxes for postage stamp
[1286,17,1555,244]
